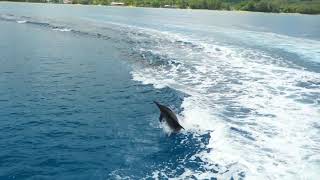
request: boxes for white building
[63,0,72,4]
[110,2,125,6]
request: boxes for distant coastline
[2,0,320,15]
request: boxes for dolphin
[154,101,184,132]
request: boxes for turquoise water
[0,2,319,179]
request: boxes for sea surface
[0,2,319,180]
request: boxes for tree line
[2,0,320,14]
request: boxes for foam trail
[129,25,320,179]
[162,23,320,64]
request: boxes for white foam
[52,27,72,32]
[129,26,320,179]
[231,29,320,63]
[16,20,27,24]
[165,23,320,63]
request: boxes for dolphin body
[154,101,184,132]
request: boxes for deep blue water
[0,2,320,180]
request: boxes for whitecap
[16,20,27,24]
[52,28,72,32]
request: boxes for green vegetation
[234,0,320,14]
[2,0,320,14]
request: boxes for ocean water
[0,2,319,180]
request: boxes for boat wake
[126,24,320,179]
[2,12,319,179]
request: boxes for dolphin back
[153,101,161,108]
[154,101,184,131]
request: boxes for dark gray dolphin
[154,101,184,132]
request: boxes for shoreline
[1,1,319,15]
